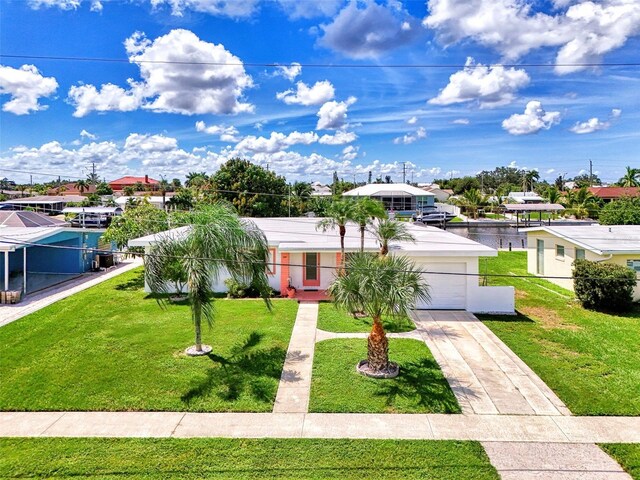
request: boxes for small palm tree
[328,253,430,374]
[352,198,387,252]
[618,166,640,188]
[74,180,89,194]
[145,203,272,355]
[371,218,415,256]
[459,188,486,219]
[316,199,356,266]
[544,186,562,204]
[158,176,171,211]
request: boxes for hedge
[573,259,637,312]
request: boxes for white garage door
[416,263,467,310]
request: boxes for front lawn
[310,339,460,414]
[0,438,498,479]
[0,268,298,412]
[600,444,640,479]
[317,303,416,333]
[480,252,640,415]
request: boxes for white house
[310,182,332,197]
[343,183,436,211]
[115,196,168,210]
[507,192,543,204]
[524,225,640,300]
[129,217,514,313]
[418,183,452,202]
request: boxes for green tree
[617,166,640,187]
[95,182,113,195]
[371,219,415,256]
[563,187,600,219]
[158,177,171,210]
[328,253,430,373]
[144,204,272,354]
[544,186,562,204]
[74,180,89,194]
[352,198,387,252]
[166,188,194,211]
[316,199,356,266]
[522,170,539,192]
[210,158,288,217]
[571,173,601,188]
[306,197,332,217]
[103,201,169,250]
[599,197,640,225]
[459,188,487,219]
[123,186,135,196]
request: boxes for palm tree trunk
[380,242,388,257]
[339,224,346,268]
[367,316,388,371]
[194,301,202,352]
[360,225,365,252]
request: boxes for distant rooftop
[109,176,159,185]
[587,186,640,199]
[0,211,67,228]
[343,183,435,197]
[522,225,640,255]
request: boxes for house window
[266,248,276,275]
[575,248,585,260]
[556,244,565,259]
[626,260,640,273]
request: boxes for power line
[2,54,640,69]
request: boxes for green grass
[0,268,298,412]
[0,438,498,479]
[310,339,460,414]
[600,444,640,479]
[317,303,416,333]
[449,216,464,223]
[479,252,640,415]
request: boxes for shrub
[599,197,640,225]
[573,259,636,312]
[224,278,275,299]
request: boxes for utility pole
[401,162,406,183]
[288,183,291,218]
[589,159,593,186]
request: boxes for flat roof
[504,203,565,212]
[342,183,435,197]
[0,227,66,251]
[130,217,496,257]
[0,195,86,205]
[522,225,640,255]
[63,207,123,214]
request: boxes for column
[280,252,290,295]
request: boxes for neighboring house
[587,186,640,203]
[0,211,67,228]
[129,217,514,313]
[524,225,640,300]
[0,226,109,296]
[115,196,170,210]
[0,195,87,214]
[418,184,451,202]
[62,207,123,228]
[109,175,159,192]
[310,182,332,197]
[507,192,543,204]
[47,182,97,196]
[342,183,436,211]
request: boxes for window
[556,244,565,259]
[266,248,276,275]
[626,260,640,273]
[575,248,585,260]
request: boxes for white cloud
[234,131,319,154]
[28,0,80,9]
[90,0,102,11]
[277,0,341,19]
[80,129,97,140]
[69,29,254,117]
[319,1,422,58]
[569,117,610,134]
[406,116,418,124]
[124,133,179,152]
[318,130,358,145]
[0,64,58,115]
[393,127,427,145]
[546,168,556,174]
[424,0,640,74]
[502,101,561,135]
[275,62,302,81]
[316,96,357,130]
[276,80,335,106]
[149,0,259,17]
[429,57,529,108]
[341,145,359,161]
[195,121,240,142]
[452,118,470,125]
[612,108,622,117]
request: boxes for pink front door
[302,253,320,287]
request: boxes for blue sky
[1,0,639,185]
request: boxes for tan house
[523,225,640,300]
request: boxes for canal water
[444,224,527,250]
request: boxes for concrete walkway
[412,310,569,416]
[0,258,143,327]
[272,302,319,413]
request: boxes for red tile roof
[587,187,640,199]
[109,176,160,185]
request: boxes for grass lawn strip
[600,444,640,480]
[480,252,640,416]
[0,268,298,412]
[310,338,460,414]
[0,438,499,479]
[317,303,416,333]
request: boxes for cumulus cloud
[68,29,254,117]
[124,133,179,152]
[612,108,622,117]
[195,121,240,142]
[429,58,529,108]
[149,0,259,17]
[570,117,610,134]
[407,116,418,124]
[275,62,302,81]
[318,130,358,145]
[276,80,335,106]
[0,64,58,115]
[424,0,640,74]
[393,127,427,144]
[502,101,561,135]
[234,131,319,154]
[341,145,359,161]
[316,96,357,130]
[319,1,422,58]
[28,0,80,9]
[80,129,97,140]
[90,0,102,11]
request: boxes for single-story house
[62,207,123,228]
[0,195,87,214]
[418,184,452,202]
[129,217,514,313]
[109,175,159,192]
[115,196,169,210]
[523,225,640,300]
[342,183,436,211]
[507,192,543,204]
[587,186,640,203]
[0,226,110,296]
[47,182,97,196]
[310,182,332,197]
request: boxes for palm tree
[328,253,430,374]
[459,188,486,219]
[522,170,539,192]
[123,186,135,196]
[74,179,89,194]
[185,171,208,189]
[158,176,171,211]
[563,187,599,219]
[618,166,640,187]
[145,203,272,355]
[371,218,415,256]
[352,198,387,252]
[544,186,562,204]
[316,199,356,266]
